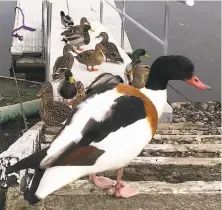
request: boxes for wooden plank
[144,144,221,153]
[131,157,221,166]
[54,180,221,196]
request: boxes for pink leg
[89,173,115,189]
[106,168,138,198]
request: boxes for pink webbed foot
[89,174,115,189]
[106,181,138,198]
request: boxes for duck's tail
[23,168,45,205]
[116,56,124,63]
[68,21,74,26]
[6,147,48,175]
[111,53,124,64]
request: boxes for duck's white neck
[140,88,167,119]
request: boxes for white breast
[140,88,167,119]
[90,118,152,172]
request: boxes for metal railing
[42,0,52,81]
[100,0,194,55]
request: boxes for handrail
[42,0,52,81]
[103,0,164,47]
[163,0,170,55]
[101,0,194,55]
[120,0,126,49]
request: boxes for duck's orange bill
[185,75,211,90]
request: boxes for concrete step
[42,134,222,145]
[142,144,221,157]
[43,123,222,136]
[5,181,221,210]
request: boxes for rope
[10,58,28,132]
[11,7,36,41]
[168,83,215,121]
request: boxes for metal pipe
[163,0,170,55]
[104,0,163,45]
[42,0,47,60]
[100,0,104,24]
[46,1,52,81]
[120,0,126,49]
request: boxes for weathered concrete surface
[5,187,221,210]
[0,122,44,185]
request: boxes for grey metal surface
[46,1,52,82]
[120,0,126,49]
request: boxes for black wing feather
[79,95,146,146]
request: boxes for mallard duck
[36,82,71,126]
[6,55,211,204]
[61,17,90,37]
[85,73,124,94]
[58,69,77,101]
[95,32,124,64]
[62,25,94,51]
[60,11,74,28]
[52,44,75,81]
[125,49,150,88]
[71,81,86,108]
[74,43,104,71]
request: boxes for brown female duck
[62,25,94,51]
[71,81,86,108]
[36,82,71,126]
[95,32,124,64]
[52,44,75,81]
[74,43,105,71]
[61,17,90,37]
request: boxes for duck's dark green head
[83,24,95,32]
[65,70,75,83]
[132,49,150,60]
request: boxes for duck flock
[5,11,211,205]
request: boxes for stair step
[131,157,221,166]
[55,180,221,196]
[42,134,222,145]
[144,144,221,153]
[43,123,221,136]
[151,135,221,144]
[142,144,221,157]
[5,181,221,210]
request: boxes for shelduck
[6,55,211,204]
